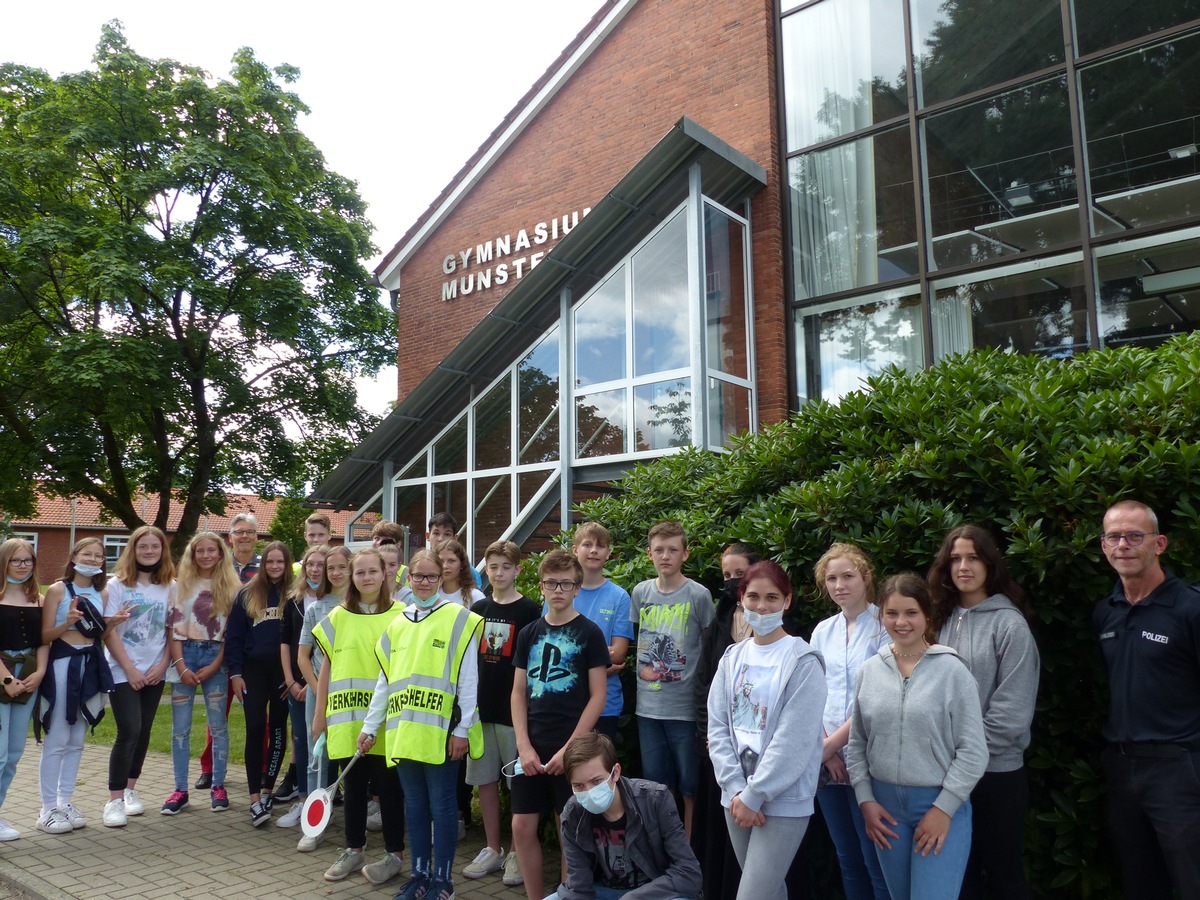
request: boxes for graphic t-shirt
[729,637,792,756]
[104,579,171,684]
[592,813,650,890]
[167,578,229,642]
[470,595,543,726]
[513,613,609,755]
[630,578,715,721]
[574,579,634,717]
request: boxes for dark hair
[244,541,293,620]
[927,524,1032,631]
[738,560,793,607]
[722,543,761,569]
[879,572,938,644]
[564,732,618,780]
[539,548,583,582]
[428,512,459,533]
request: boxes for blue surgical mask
[742,608,785,636]
[575,767,617,815]
[74,564,104,578]
[306,579,321,591]
[5,574,31,585]
[412,590,441,610]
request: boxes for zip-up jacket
[847,643,987,817]
[707,635,826,817]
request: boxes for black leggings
[241,657,286,795]
[341,753,405,853]
[959,767,1033,900]
[108,681,165,791]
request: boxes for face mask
[6,574,32,585]
[412,590,441,609]
[74,563,104,578]
[575,768,617,815]
[136,562,158,573]
[306,579,321,591]
[722,578,741,603]
[743,608,785,636]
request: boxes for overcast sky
[1,0,602,413]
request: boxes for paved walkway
[0,739,556,900]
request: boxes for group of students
[0,510,1040,900]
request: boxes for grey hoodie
[846,644,987,818]
[707,635,826,817]
[938,593,1040,772]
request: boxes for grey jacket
[937,593,1040,772]
[847,644,987,818]
[557,777,701,900]
[707,635,826,817]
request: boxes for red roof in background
[10,491,370,537]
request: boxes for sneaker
[194,772,212,790]
[274,780,299,803]
[161,790,189,815]
[323,848,366,881]
[0,818,20,841]
[362,852,405,884]
[365,799,382,832]
[211,786,229,812]
[250,799,270,827]
[123,788,144,816]
[428,878,456,900]
[102,799,127,828]
[35,809,72,834]
[275,801,303,828]
[462,846,504,879]
[393,874,430,900]
[502,850,523,886]
[260,791,274,812]
[297,832,322,852]
[62,803,86,829]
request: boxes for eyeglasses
[410,573,440,584]
[8,558,34,567]
[1100,531,1156,547]
[230,530,256,537]
[540,580,578,593]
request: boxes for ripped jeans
[171,640,228,791]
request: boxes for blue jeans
[637,717,698,796]
[870,780,972,900]
[305,688,328,791]
[171,641,228,790]
[0,655,36,810]
[287,692,308,796]
[397,758,459,882]
[817,783,890,900]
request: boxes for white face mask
[574,767,617,815]
[74,563,104,578]
[742,608,785,636]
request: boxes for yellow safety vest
[375,602,484,765]
[312,604,401,760]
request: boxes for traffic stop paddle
[301,747,364,838]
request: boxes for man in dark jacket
[552,732,700,900]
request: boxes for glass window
[1074,0,1200,56]
[931,257,1089,358]
[518,328,560,465]
[791,125,917,300]
[575,267,627,387]
[923,76,1077,270]
[430,481,467,545]
[1082,32,1200,235]
[518,470,555,511]
[104,536,129,574]
[433,416,468,476]
[473,474,511,561]
[473,374,512,471]
[781,0,907,150]
[632,210,689,377]
[911,0,1064,108]
[795,286,924,402]
[704,204,749,379]
[576,389,627,458]
[635,379,693,451]
[393,484,428,557]
[707,378,752,448]
[8,531,37,554]
[1098,236,1200,346]
[398,455,426,482]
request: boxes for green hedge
[573,332,1200,897]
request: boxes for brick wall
[392,0,789,423]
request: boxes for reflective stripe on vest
[315,605,401,759]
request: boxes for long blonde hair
[176,532,239,619]
[243,541,293,621]
[0,539,41,604]
[66,536,109,589]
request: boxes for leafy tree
[0,24,391,554]
[269,493,312,562]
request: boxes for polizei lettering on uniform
[1142,631,1169,644]
[440,208,591,301]
[329,690,374,713]
[388,685,448,716]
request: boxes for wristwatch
[2,676,13,686]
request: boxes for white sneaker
[123,788,145,816]
[297,832,322,852]
[323,848,366,881]
[35,809,72,834]
[275,801,303,828]
[463,846,505,879]
[365,799,382,832]
[362,852,405,884]
[61,803,86,829]
[0,818,20,841]
[502,849,523,886]
[103,799,127,828]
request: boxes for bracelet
[171,658,183,668]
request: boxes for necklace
[732,607,752,642]
[892,641,929,659]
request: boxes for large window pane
[782,0,907,150]
[923,76,1077,270]
[1074,0,1200,55]
[931,259,1089,359]
[393,484,428,558]
[795,288,923,402]
[473,375,512,471]
[635,379,693,451]
[574,266,627,387]
[576,389,626,458]
[707,378,752,448]
[1098,237,1200,346]
[704,205,749,379]
[791,125,917,300]
[1083,33,1200,235]
[472,475,510,561]
[518,470,554,511]
[911,0,1064,107]
[632,211,689,377]
[430,480,467,544]
[518,329,559,464]
[433,416,468,476]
